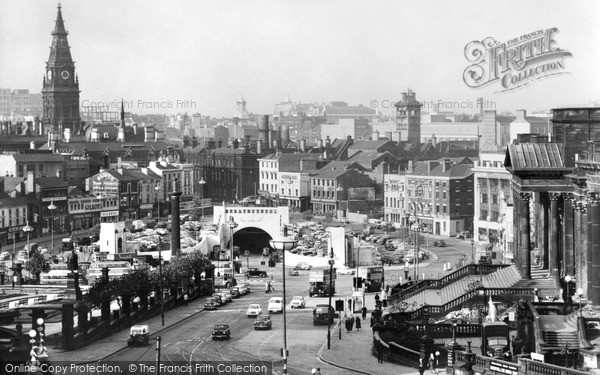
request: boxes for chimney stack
[318,139,324,149]
[30,141,36,150]
[372,131,380,141]
[325,136,331,148]
[281,124,290,147]
[257,139,263,154]
[300,139,307,153]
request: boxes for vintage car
[204,297,218,310]
[247,303,262,317]
[288,270,300,276]
[212,323,230,340]
[433,240,446,247]
[253,315,272,330]
[245,268,268,278]
[268,297,284,314]
[290,296,306,309]
[211,293,223,305]
[127,325,150,346]
[229,287,241,298]
[238,283,251,293]
[216,292,232,303]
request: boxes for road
[100,261,361,375]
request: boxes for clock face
[47,70,52,80]
[61,70,70,80]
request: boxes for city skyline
[1,0,599,117]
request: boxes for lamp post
[471,240,475,264]
[269,236,297,375]
[159,254,164,326]
[22,222,33,262]
[435,351,440,375]
[404,262,410,283]
[199,178,206,222]
[327,248,334,350]
[565,275,572,313]
[228,218,238,273]
[155,185,162,219]
[28,318,48,366]
[48,202,57,254]
[244,250,250,272]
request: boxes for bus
[40,264,84,285]
[213,266,235,288]
[86,261,133,283]
[358,266,384,292]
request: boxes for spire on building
[120,99,125,128]
[48,3,73,65]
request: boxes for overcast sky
[1,0,599,117]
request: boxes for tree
[89,224,101,239]
[322,212,334,226]
[25,250,51,284]
[302,210,314,222]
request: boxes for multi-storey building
[0,89,43,117]
[310,165,376,215]
[87,169,141,221]
[472,150,513,259]
[384,173,407,225]
[67,193,119,230]
[36,177,69,237]
[0,196,37,246]
[0,152,65,179]
[401,158,474,236]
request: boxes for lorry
[313,304,336,325]
[480,322,511,360]
[308,268,336,297]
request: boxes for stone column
[563,195,575,277]
[591,195,600,305]
[580,202,589,299]
[513,189,521,270]
[539,193,549,269]
[519,193,531,279]
[549,193,561,276]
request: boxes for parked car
[211,293,223,305]
[268,297,284,313]
[229,287,241,298]
[433,240,446,247]
[127,325,150,346]
[288,270,300,276]
[217,292,232,303]
[204,297,218,310]
[337,268,355,275]
[212,323,230,340]
[239,283,251,293]
[253,315,272,330]
[290,296,306,309]
[0,252,10,261]
[457,231,472,240]
[294,262,312,270]
[245,268,268,278]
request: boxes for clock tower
[42,3,81,134]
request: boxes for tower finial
[58,2,62,9]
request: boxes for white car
[247,304,262,317]
[0,252,10,261]
[268,297,284,313]
[337,268,356,275]
[290,296,306,309]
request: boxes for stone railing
[520,358,589,375]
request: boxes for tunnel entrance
[232,227,272,255]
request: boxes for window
[443,205,447,214]
[480,209,489,221]
[481,194,489,204]
[492,194,498,204]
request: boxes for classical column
[563,194,575,277]
[591,195,600,305]
[519,193,532,279]
[549,193,561,276]
[579,202,589,300]
[539,193,549,269]
[513,189,521,271]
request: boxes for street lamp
[28,317,48,366]
[327,248,334,350]
[228,218,238,273]
[159,254,165,326]
[199,178,206,221]
[435,351,440,374]
[22,222,33,261]
[470,240,475,264]
[155,185,162,219]
[48,202,57,254]
[244,250,250,272]
[269,236,298,375]
[565,275,572,313]
[404,262,410,283]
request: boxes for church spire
[48,3,73,66]
[120,99,125,128]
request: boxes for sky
[1,0,599,117]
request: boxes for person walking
[183,293,189,306]
[361,306,367,320]
[377,340,384,363]
[355,316,361,331]
[265,281,271,293]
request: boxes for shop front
[100,210,119,223]
[70,212,100,230]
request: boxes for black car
[204,297,218,310]
[229,287,241,298]
[245,268,268,278]
[212,323,230,340]
[433,240,446,247]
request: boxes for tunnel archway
[232,226,272,255]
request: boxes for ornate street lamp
[199,178,206,221]
[228,218,238,273]
[565,275,572,313]
[48,202,57,254]
[269,236,298,375]
[22,222,33,261]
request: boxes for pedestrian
[355,316,361,331]
[361,306,367,320]
[377,340,384,363]
[183,293,189,306]
[345,316,354,333]
[265,281,270,293]
[418,357,425,375]
[11,275,16,289]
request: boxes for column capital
[518,192,531,202]
[549,192,562,201]
[587,192,600,205]
[562,192,574,201]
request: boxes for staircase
[512,267,558,299]
[401,265,523,309]
[539,313,580,352]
